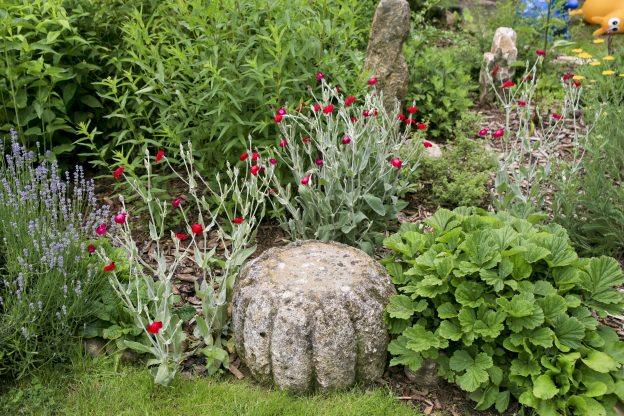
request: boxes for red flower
[478,129,489,137]
[316,72,324,81]
[362,110,370,117]
[240,153,249,161]
[301,175,311,185]
[423,141,433,148]
[492,65,501,77]
[501,80,516,89]
[573,81,582,87]
[250,165,260,176]
[279,139,288,148]
[351,117,358,122]
[87,244,96,254]
[367,77,378,85]
[176,233,188,240]
[232,217,245,224]
[277,107,286,116]
[114,212,126,224]
[113,167,124,180]
[345,96,356,106]
[492,129,505,138]
[147,321,163,334]
[517,101,527,106]
[315,159,324,166]
[391,158,402,169]
[274,114,283,123]
[335,87,341,93]
[302,137,312,143]
[172,197,182,208]
[96,223,107,236]
[407,106,418,114]
[269,158,277,165]
[191,223,203,234]
[525,75,534,80]
[103,262,116,272]
[156,150,165,162]
[562,74,574,80]
[322,104,334,114]
[313,104,321,112]
[405,119,414,125]
[342,136,351,145]
[301,101,306,107]
[551,113,562,120]
[417,123,427,130]
[536,49,545,56]
[398,113,406,121]
[252,151,260,162]
[373,109,379,116]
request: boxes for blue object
[517,0,580,40]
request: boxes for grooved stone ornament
[232,240,396,392]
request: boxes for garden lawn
[0,358,420,416]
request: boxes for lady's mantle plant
[383,207,624,415]
[0,130,109,378]
[262,79,423,253]
[98,143,265,385]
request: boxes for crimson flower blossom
[322,104,334,114]
[373,109,379,116]
[501,80,515,89]
[250,165,260,176]
[88,244,96,254]
[336,87,341,93]
[232,217,245,224]
[417,123,427,130]
[525,75,534,80]
[277,107,286,116]
[302,137,312,143]
[478,129,489,137]
[279,139,288,148]
[391,158,402,169]
[492,129,505,138]
[367,77,378,85]
[407,106,418,114]
[351,117,358,122]
[269,158,277,165]
[342,136,351,145]
[301,175,311,185]
[172,197,182,208]
[492,65,501,77]
[536,49,545,56]
[362,110,370,117]
[103,262,116,272]
[313,104,321,112]
[176,233,188,240]
[423,141,433,148]
[252,151,260,162]
[274,114,283,123]
[405,119,414,125]
[113,167,124,179]
[147,321,163,334]
[563,74,574,80]
[552,113,562,120]
[345,96,356,106]
[240,153,249,161]
[191,223,203,234]
[573,81,582,87]
[517,101,527,106]
[156,150,165,162]
[315,72,324,81]
[96,223,107,236]
[398,113,406,121]
[114,212,126,224]
[315,159,324,166]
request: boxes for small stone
[479,27,518,103]
[364,0,411,113]
[404,359,441,389]
[83,338,106,357]
[232,240,396,393]
[424,141,442,158]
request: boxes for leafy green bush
[0,0,104,157]
[0,130,110,378]
[263,82,423,253]
[414,134,496,207]
[383,207,624,415]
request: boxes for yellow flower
[572,75,585,80]
[620,74,624,77]
[602,70,615,75]
[578,52,593,59]
[571,48,583,53]
[603,56,615,61]
[592,38,605,44]
[589,61,601,66]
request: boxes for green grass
[0,356,421,416]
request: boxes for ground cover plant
[383,207,624,415]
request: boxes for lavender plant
[262,80,423,254]
[0,130,110,378]
[99,143,266,385]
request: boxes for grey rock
[83,337,106,357]
[479,27,518,103]
[364,0,411,114]
[232,240,396,393]
[404,359,441,389]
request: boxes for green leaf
[437,320,462,341]
[363,194,386,216]
[491,225,519,250]
[495,390,511,413]
[533,374,558,399]
[539,234,578,267]
[553,315,585,350]
[450,351,493,392]
[455,281,486,308]
[387,295,427,320]
[425,208,459,234]
[527,327,555,348]
[497,292,544,332]
[437,302,458,319]
[510,254,532,280]
[537,294,568,322]
[459,230,500,267]
[510,353,542,377]
[388,336,423,370]
[523,243,551,263]
[123,340,154,355]
[404,324,445,352]
[582,350,618,373]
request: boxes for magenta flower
[342,136,351,145]
[279,139,288,148]
[391,158,402,169]
[269,158,278,165]
[277,107,286,116]
[315,159,324,166]
[478,129,489,137]
[367,77,378,85]
[301,175,311,185]
[114,212,126,224]
[96,223,107,236]
[492,129,505,138]
[316,72,324,81]
[172,197,182,208]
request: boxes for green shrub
[0,131,110,378]
[414,133,496,207]
[383,207,624,415]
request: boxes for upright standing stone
[232,240,396,393]
[479,27,518,103]
[364,0,411,113]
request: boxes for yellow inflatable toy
[590,10,624,35]
[568,0,624,24]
